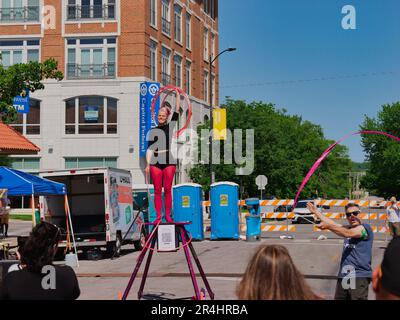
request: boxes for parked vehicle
[292,200,322,224]
[39,168,146,258]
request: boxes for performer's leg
[150,166,163,222]
[163,165,176,223]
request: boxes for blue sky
[218,0,400,162]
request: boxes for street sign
[255,175,268,190]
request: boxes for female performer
[146,95,180,223]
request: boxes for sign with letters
[13,89,30,114]
[139,82,160,157]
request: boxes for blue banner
[13,89,30,114]
[139,82,160,157]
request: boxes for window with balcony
[161,0,170,36]
[150,0,156,27]
[66,38,116,79]
[67,0,116,20]
[149,39,157,81]
[0,0,40,23]
[203,0,216,20]
[9,98,40,135]
[65,96,118,135]
[174,5,182,43]
[161,46,171,86]
[185,13,191,50]
[0,39,40,68]
[174,54,182,88]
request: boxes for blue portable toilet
[210,182,239,240]
[245,198,261,241]
[173,183,204,240]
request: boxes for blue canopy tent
[0,167,78,262]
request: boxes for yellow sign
[213,108,227,140]
[182,196,190,208]
[220,194,228,207]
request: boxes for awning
[0,122,40,155]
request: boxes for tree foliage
[189,99,352,199]
[0,58,63,123]
[360,102,400,198]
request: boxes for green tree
[360,102,400,198]
[0,58,63,123]
[189,99,352,199]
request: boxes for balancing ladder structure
[122,222,215,300]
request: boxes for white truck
[39,168,146,257]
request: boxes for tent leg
[65,195,79,267]
[31,194,36,227]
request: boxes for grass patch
[10,214,32,221]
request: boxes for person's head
[157,101,172,126]
[237,245,318,300]
[390,197,397,205]
[20,222,61,273]
[345,203,361,227]
[373,237,400,300]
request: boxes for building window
[149,40,157,81]
[66,38,116,79]
[174,54,182,88]
[67,0,116,20]
[185,60,191,95]
[9,99,40,135]
[65,96,118,135]
[150,0,157,27]
[211,33,215,59]
[65,157,117,169]
[211,74,216,106]
[0,39,39,68]
[203,0,216,19]
[174,5,182,43]
[204,28,209,61]
[0,0,40,22]
[204,71,209,103]
[161,46,171,86]
[11,157,40,170]
[185,13,191,50]
[161,0,170,36]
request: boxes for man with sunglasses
[307,202,373,300]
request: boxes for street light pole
[209,47,236,186]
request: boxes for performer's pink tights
[150,165,176,222]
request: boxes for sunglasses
[346,210,361,218]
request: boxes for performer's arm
[307,202,367,239]
[175,91,181,113]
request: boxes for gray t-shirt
[387,205,400,223]
[338,224,374,279]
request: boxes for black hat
[381,237,400,297]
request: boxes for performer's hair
[20,222,61,273]
[159,101,172,118]
[237,245,319,300]
[345,202,360,212]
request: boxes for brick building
[2,0,219,195]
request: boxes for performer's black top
[147,112,179,168]
[0,265,80,300]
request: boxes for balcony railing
[67,4,115,20]
[67,63,116,80]
[161,72,171,86]
[0,6,40,22]
[161,17,171,35]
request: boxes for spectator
[0,195,9,238]
[237,245,319,300]
[7,237,28,273]
[372,237,400,300]
[308,202,373,300]
[386,197,400,239]
[0,222,80,300]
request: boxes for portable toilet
[210,182,239,240]
[173,183,204,240]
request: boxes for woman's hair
[158,101,172,118]
[237,245,319,300]
[20,222,61,273]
